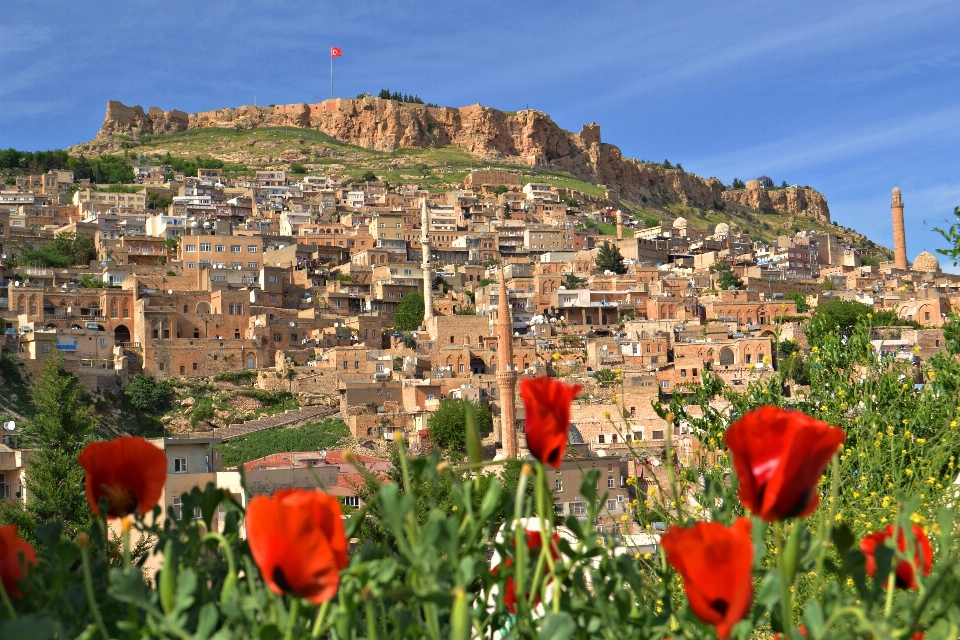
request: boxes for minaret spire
[420,197,434,322]
[496,265,518,459]
[891,187,908,270]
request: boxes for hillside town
[1,165,958,531]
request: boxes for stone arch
[245,352,256,369]
[719,347,735,366]
[114,324,131,343]
[196,301,212,314]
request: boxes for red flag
[331,47,342,58]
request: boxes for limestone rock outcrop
[94,98,828,220]
[721,179,830,222]
[99,101,189,136]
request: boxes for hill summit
[90,97,829,222]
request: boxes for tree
[360,170,377,183]
[663,159,673,169]
[19,358,96,537]
[428,398,493,452]
[493,185,508,196]
[394,291,425,331]
[933,205,960,266]
[596,241,626,274]
[785,292,809,313]
[124,374,174,413]
[289,163,307,174]
[710,263,742,289]
[732,178,746,189]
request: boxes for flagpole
[330,51,334,99]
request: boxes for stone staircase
[210,404,340,441]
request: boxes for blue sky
[2,1,959,271]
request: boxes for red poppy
[246,488,348,604]
[78,436,167,518]
[491,528,561,614]
[520,376,582,468]
[0,524,37,599]
[860,524,932,590]
[661,518,753,640]
[724,406,845,521]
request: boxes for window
[660,380,669,388]
[192,362,198,371]
[290,333,297,342]
[652,430,664,440]
[185,245,196,252]
[354,361,359,369]
[598,434,605,444]
[212,275,227,282]
[174,458,187,473]
[572,501,586,516]
[681,369,687,378]
[342,361,348,370]
[236,303,242,314]
[342,496,360,508]
[187,262,197,269]
[247,245,259,253]
[274,333,282,342]
[607,499,617,511]
[608,476,615,488]
[228,303,235,315]
[269,294,278,302]
[41,343,51,353]
[173,496,183,520]
[268,275,278,283]
[554,478,562,491]
[248,261,258,268]
[231,262,242,269]
[630,406,636,416]
[231,245,241,253]
[746,354,752,364]
[214,244,225,252]
[199,243,211,252]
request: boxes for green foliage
[67,154,134,183]
[779,353,810,385]
[0,148,70,174]
[288,162,307,174]
[393,291,425,331]
[565,274,587,289]
[785,292,810,313]
[493,185,508,196]
[933,205,960,266]
[359,170,377,183]
[189,397,215,427]
[711,262,743,289]
[157,153,224,178]
[217,418,349,468]
[777,339,800,358]
[15,358,95,538]
[595,241,626,274]
[477,277,495,288]
[8,232,96,268]
[592,368,621,387]
[377,89,429,104]
[148,192,174,210]
[334,273,352,282]
[731,177,746,189]
[212,370,258,386]
[124,375,175,413]
[428,398,493,453]
[454,305,476,315]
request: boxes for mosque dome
[714,222,730,236]
[912,251,940,273]
[672,217,688,229]
[568,424,585,445]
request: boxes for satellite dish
[289,321,296,327]
[100,261,107,267]
[2,421,15,431]
[319,450,327,459]
[167,290,173,295]
[334,322,339,328]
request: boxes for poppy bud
[519,376,582,468]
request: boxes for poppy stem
[0,574,16,620]
[80,546,111,640]
[512,465,530,618]
[811,454,840,599]
[310,601,330,639]
[284,597,300,640]
[774,522,794,634]
[201,532,237,604]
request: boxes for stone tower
[420,198,434,322]
[892,187,908,270]
[615,209,623,240]
[496,267,518,459]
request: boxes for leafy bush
[393,291,425,331]
[212,370,258,386]
[124,375,174,413]
[428,398,492,452]
[189,397,215,427]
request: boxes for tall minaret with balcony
[496,267,519,459]
[420,198,434,322]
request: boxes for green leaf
[479,481,502,520]
[465,402,483,466]
[539,612,576,640]
[832,523,856,555]
[802,598,825,638]
[194,602,219,640]
[0,615,59,640]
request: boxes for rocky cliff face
[721,180,830,222]
[94,98,829,220]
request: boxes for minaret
[496,267,519,459]
[891,187,908,270]
[615,209,623,240]
[420,198,434,322]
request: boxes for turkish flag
[331,47,342,58]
